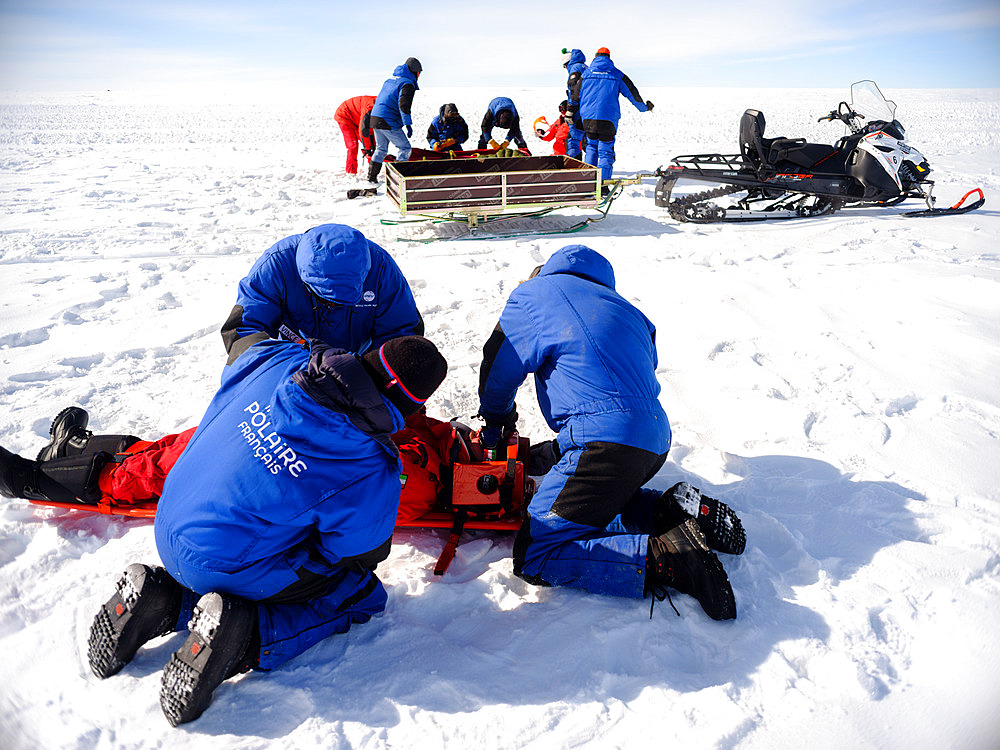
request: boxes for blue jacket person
[477,245,743,620]
[86,335,447,726]
[221,223,424,364]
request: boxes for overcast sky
[1,0,998,92]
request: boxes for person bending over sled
[2,335,448,726]
[221,223,424,365]
[477,245,745,620]
[477,96,530,153]
[334,94,377,175]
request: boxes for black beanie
[406,57,423,75]
[496,110,513,129]
[363,336,447,417]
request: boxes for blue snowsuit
[221,224,423,364]
[579,54,648,180]
[477,97,528,150]
[478,246,671,598]
[155,338,404,670]
[426,105,469,151]
[371,64,420,163]
[563,49,588,159]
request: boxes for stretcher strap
[433,510,467,576]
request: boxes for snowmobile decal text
[239,401,308,478]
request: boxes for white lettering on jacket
[240,401,308,477]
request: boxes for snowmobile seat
[739,109,808,170]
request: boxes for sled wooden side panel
[386,156,601,216]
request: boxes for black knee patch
[550,441,665,527]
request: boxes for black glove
[405,124,413,138]
[479,408,517,450]
[645,100,655,111]
[362,149,373,158]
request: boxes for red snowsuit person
[538,114,570,156]
[335,95,377,175]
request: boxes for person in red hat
[579,47,655,188]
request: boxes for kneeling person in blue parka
[477,245,745,620]
[87,335,447,726]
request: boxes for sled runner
[654,81,985,223]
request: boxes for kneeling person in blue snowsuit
[477,245,744,619]
[221,223,424,365]
[579,48,654,184]
[367,57,422,183]
[86,335,447,726]
[427,102,469,152]
[477,96,529,152]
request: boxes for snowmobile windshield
[850,81,897,127]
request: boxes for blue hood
[295,224,372,305]
[538,245,616,289]
[392,64,419,91]
[568,48,586,67]
[588,54,615,74]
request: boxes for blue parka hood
[392,64,419,91]
[567,48,586,68]
[478,244,668,451]
[538,244,616,289]
[295,224,372,305]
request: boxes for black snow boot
[36,406,91,462]
[160,592,258,727]
[646,519,736,621]
[37,407,140,462]
[88,563,183,679]
[367,160,383,184]
[653,482,746,556]
[0,445,104,503]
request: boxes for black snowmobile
[654,81,985,223]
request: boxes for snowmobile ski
[903,188,985,217]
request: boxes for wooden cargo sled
[382,154,613,237]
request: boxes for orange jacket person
[536,101,573,156]
[334,95,377,175]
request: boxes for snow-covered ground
[1,85,999,749]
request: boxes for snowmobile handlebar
[818,103,860,125]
